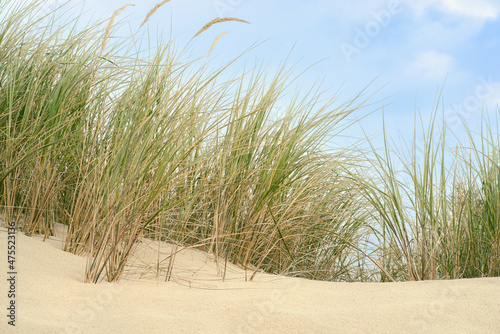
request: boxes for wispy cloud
[406,51,455,81]
[407,0,500,20]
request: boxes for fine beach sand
[1,224,499,334]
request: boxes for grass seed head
[193,17,250,39]
[140,0,172,28]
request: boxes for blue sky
[39,0,500,148]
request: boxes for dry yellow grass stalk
[102,4,135,53]
[208,31,230,56]
[140,0,172,28]
[193,17,250,39]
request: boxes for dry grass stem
[140,0,172,28]
[208,31,230,56]
[102,4,135,52]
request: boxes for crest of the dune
[1,223,499,334]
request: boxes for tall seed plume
[102,4,135,53]
[140,0,172,28]
[193,17,250,39]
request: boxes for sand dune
[1,225,499,334]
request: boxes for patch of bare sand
[1,223,499,334]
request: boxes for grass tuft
[1,0,498,284]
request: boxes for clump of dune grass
[350,95,500,281]
[455,115,500,277]
[1,0,498,284]
[0,0,120,240]
[1,0,372,283]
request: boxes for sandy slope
[1,224,499,334]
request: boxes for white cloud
[313,0,500,21]
[406,0,500,20]
[440,0,500,19]
[406,51,455,81]
[406,19,484,51]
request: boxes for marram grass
[1,0,498,283]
